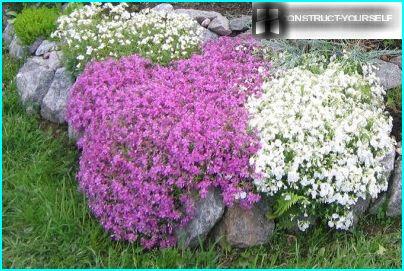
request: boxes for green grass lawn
[2,53,402,268]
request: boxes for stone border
[4,3,402,249]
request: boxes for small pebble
[201,18,211,28]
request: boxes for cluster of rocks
[176,189,275,249]
[152,3,252,43]
[174,144,402,249]
[3,3,402,249]
[3,23,27,59]
[3,24,73,124]
[369,143,402,217]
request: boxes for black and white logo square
[252,3,287,38]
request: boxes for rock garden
[2,2,402,268]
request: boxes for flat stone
[41,68,73,123]
[152,3,174,12]
[176,189,224,248]
[35,40,58,56]
[201,18,211,28]
[175,9,220,24]
[386,157,402,217]
[32,51,63,70]
[213,201,275,248]
[3,23,15,47]
[208,15,232,36]
[16,58,55,111]
[229,15,251,32]
[29,37,44,55]
[390,55,402,69]
[373,59,402,90]
[9,36,27,59]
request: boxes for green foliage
[258,39,401,71]
[386,86,402,112]
[383,39,402,49]
[5,10,18,24]
[268,193,309,220]
[53,4,202,77]
[13,7,59,45]
[61,2,84,16]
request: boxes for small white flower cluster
[297,219,311,232]
[327,212,354,230]
[247,58,395,231]
[51,2,204,74]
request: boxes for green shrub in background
[61,2,84,16]
[14,7,59,45]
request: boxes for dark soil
[387,109,402,142]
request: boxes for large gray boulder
[373,59,401,90]
[3,23,15,47]
[390,55,402,69]
[41,68,73,123]
[367,146,396,215]
[9,36,27,59]
[176,189,224,248]
[213,201,275,248]
[16,59,54,111]
[229,15,252,32]
[152,3,173,12]
[208,15,231,36]
[201,28,219,44]
[368,146,399,216]
[386,157,402,217]
[32,51,63,70]
[175,9,220,23]
[381,144,396,179]
[352,197,371,215]
[351,197,371,228]
[35,40,58,56]
[174,9,231,36]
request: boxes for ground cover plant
[13,6,59,45]
[65,35,399,249]
[51,2,204,76]
[2,52,401,268]
[66,37,269,248]
[248,55,395,231]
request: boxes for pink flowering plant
[66,37,269,249]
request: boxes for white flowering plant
[247,54,395,231]
[51,3,204,76]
